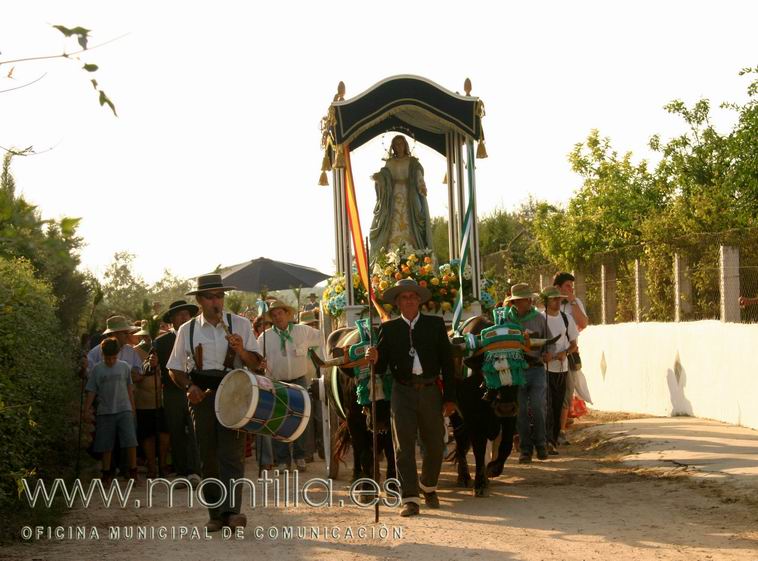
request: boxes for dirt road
[3,412,757,561]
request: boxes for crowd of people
[80,271,594,526]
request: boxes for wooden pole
[366,236,380,523]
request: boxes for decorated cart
[318,75,494,331]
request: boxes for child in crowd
[83,337,139,483]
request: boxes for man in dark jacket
[367,279,456,517]
[153,300,201,482]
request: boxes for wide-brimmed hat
[381,278,432,305]
[504,283,539,302]
[133,320,151,337]
[103,315,140,335]
[540,286,566,302]
[185,274,236,296]
[299,310,318,325]
[267,299,296,316]
[162,299,200,323]
[307,292,318,299]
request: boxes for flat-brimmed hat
[133,320,151,337]
[381,278,432,305]
[504,283,539,303]
[103,315,140,335]
[299,310,318,325]
[540,286,566,301]
[186,274,236,296]
[267,299,296,316]
[307,292,318,299]
[162,299,200,323]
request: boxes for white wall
[579,320,758,430]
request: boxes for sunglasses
[200,292,226,300]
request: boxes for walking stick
[366,236,380,523]
[75,371,86,479]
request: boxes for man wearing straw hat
[167,274,262,532]
[503,283,553,464]
[366,278,456,517]
[258,300,322,472]
[86,315,144,377]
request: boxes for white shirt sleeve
[567,315,579,343]
[166,323,189,372]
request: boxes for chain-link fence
[482,241,758,324]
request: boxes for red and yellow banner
[343,146,389,321]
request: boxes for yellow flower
[408,253,417,262]
[384,267,393,276]
[379,280,389,290]
[335,285,344,293]
[431,277,440,286]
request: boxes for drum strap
[189,314,234,355]
[189,314,234,389]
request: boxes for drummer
[167,274,261,533]
[258,300,322,472]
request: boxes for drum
[214,369,311,443]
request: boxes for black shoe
[518,453,532,464]
[536,448,549,460]
[400,502,420,517]
[547,443,559,455]
[423,491,440,509]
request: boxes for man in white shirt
[258,300,322,472]
[167,274,261,533]
[541,286,578,455]
[553,272,588,444]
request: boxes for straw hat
[102,315,140,335]
[267,299,297,316]
[504,283,539,302]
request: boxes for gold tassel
[318,171,328,186]
[333,145,345,169]
[321,152,331,172]
[442,172,448,184]
[477,139,488,159]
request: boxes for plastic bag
[573,368,593,404]
[569,396,588,418]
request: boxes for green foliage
[0,153,91,333]
[0,257,79,528]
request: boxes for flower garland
[321,244,496,319]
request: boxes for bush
[0,257,79,533]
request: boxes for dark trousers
[546,371,568,446]
[390,381,445,505]
[518,366,547,455]
[190,395,246,520]
[163,384,199,476]
[272,376,309,465]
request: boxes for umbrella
[217,257,330,293]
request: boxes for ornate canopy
[320,75,486,168]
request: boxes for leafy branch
[0,24,126,117]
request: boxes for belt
[190,369,229,391]
[397,376,438,390]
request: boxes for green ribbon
[274,324,293,354]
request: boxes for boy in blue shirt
[84,337,139,483]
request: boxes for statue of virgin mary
[369,135,434,260]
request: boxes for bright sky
[2,1,755,284]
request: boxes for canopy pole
[337,167,354,306]
[333,168,343,275]
[446,132,457,260]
